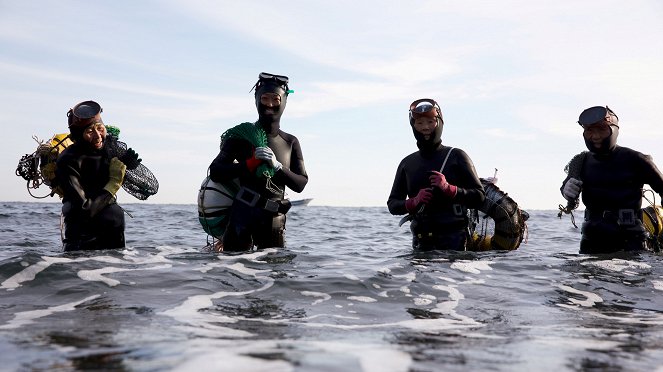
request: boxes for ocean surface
[1,202,663,371]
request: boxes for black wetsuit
[209,127,308,251]
[55,141,125,251]
[561,146,663,254]
[388,145,485,251]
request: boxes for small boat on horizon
[291,198,313,206]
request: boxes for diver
[561,105,663,254]
[209,72,308,251]
[56,100,140,251]
[388,99,485,251]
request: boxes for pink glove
[429,171,457,198]
[405,188,433,212]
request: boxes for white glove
[562,178,583,201]
[255,146,282,171]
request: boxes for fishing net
[220,122,275,179]
[105,135,159,200]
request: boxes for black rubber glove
[121,148,142,170]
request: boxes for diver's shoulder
[278,130,299,143]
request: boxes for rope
[557,203,578,228]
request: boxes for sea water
[1,202,663,371]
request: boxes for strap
[440,147,454,173]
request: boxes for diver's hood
[584,125,619,155]
[412,121,443,155]
[67,100,104,143]
[255,82,288,135]
[579,106,619,155]
[409,99,444,154]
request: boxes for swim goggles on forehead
[251,72,293,94]
[578,105,619,127]
[67,100,104,129]
[409,98,442,119]
[259,72,289,85]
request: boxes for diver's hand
[103,157,126,196]
[429,171,457,198]
[562,178,583,201]
[405,188,433,213]
[246,150,261,172]
[255,146,282,171]
[120,148,142,170]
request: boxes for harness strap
[440,147,454,173]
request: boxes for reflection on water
[1,203,663,371]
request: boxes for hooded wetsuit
[209,128,307,251]
[561,146,663,254]
[388,144,485,251]
[56,140,125,251]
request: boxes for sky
[2,1,663,210]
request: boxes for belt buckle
[236,187,260,207]
[618,209,635,226]
[264,199,279,213]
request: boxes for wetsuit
[562,146,663,254]
[55,141,125,251]
[209,127,308,251]
[388,145,485,251]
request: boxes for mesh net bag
[105,135,159,200]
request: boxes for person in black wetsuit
[561,105,663,254]
[56,100,137,251]
[209,73,308,251]
[388,98,485,251]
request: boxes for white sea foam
[347,296,377,303]
[343,273,361,281]
[1,256,69,290]
[160,279,274,337]
[556,284,603,307]
[413,296,434,306]
[301,290,331,305]
[322,260,345,267]
[78,264,172,287]
[169,339,411,372]
[652,280,663,291]
[582,258,651,274]
[0,294,100,329]
[533,336,622,350]
[1,253,176,290]
[450,260,493,274]
[393,272,416,282]
[437,276,457,283]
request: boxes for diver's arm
[277,167,308,193]
[641,153,663,200]
[387,162,408,215]
[209,138,254,182]
[274,139,308,192]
